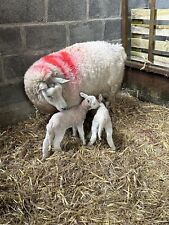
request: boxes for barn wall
[0,0,121,127]
[156,0,169,8]
[123,68,169,107]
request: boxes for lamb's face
[85,96,100,110]
[80,92,100,110]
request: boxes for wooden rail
[129,0,169,72]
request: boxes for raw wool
[1,91,168,224]
[24,41,127,113]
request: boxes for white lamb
[42,92,100,159]
[88,94,116,150]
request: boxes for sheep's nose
[61,107,67,111]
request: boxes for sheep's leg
[42,131,54,160]
[53,130,65,151]
[77,124,86,145]
[88,121,98,146]
[105,123,116,151]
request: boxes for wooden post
[148,0,156,63]
[121,0,128,54]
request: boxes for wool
[24,41,126,113]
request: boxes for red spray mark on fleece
[59,51,77,78]
[39,51,78,80]
[42,54,67,78]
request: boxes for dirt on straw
[0,91,169,225]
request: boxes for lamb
[88,94,116,150]
[24,41,127,113]
[42,92,100,159]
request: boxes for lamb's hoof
[111,146,116,152]
[87,143,94,149]
[42,150,52,161]
[87,142,92,146]
[82,141,86,146]
[53,148,62,154]
[42,156,47,162]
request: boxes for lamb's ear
[38,82,48,92]
[80,92,88,99]
[54,77,70,84]
[98,94,103,102]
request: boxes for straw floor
[0,92,169,225]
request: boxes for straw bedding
[0,91,169,225]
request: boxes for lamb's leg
[98,122,104,141]
[77,123,86,145]
[88,121,98,146]
[42,130,54,160]
[105,123,116,151]
[53,130,65,151]
[72,126,77,137]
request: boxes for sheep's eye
[87,99,90,103]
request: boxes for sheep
[24,41,127,113]
[88,94,116,150]
[42,92,100,159]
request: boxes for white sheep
[42,92,100,159]
[88,94,116,150]
[24,41,126,113]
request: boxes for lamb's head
[80,92,100,110]
[39,78,69,111]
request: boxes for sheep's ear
[54,77,70,84]
[39,82,48,92]
[98,94,103,102]
[80,92,88,99]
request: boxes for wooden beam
[131,51,169,68]
[121,0,128,53]
[131,23,169,30]
[131,25,169,36]
[131,9,169,20]
[148,0,156,63]
[126,60,169,77]
[131,38,169,52]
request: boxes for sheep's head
[38,78,69,111]
[80,92,100,110]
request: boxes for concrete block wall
[0,0,122,127]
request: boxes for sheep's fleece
[24,41,127,113]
